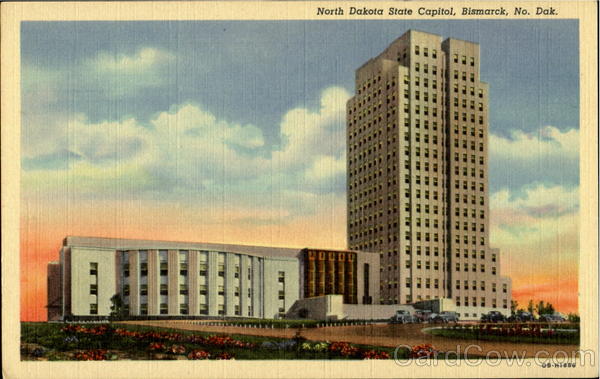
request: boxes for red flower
[188,349,211,360]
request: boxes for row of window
[453,111,485,124]
[124,263,255,280]
[452,98,484,111]
[133,303,248,316]
[453,151,485,164]
[355,73,392,95]
[413,45,438,59]
[348,102,397,125]
[455,263,496,274]
[455,280,507,292]
[404,75,439,89]
[404,260,441,271]
[456,297,507,309]
[453,207,486,219]
[379,246,442,258]
[413,62,439,76]
[406,89,439,103]
[453,221,486,232]
[452,70,476,83]
[451,84,484,98]
[455,249,487,260]
[451,53,476,66]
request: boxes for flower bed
[22,322,397,361]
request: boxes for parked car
[426,313,439,323]
[414,310,433,323]
[480,311,507,323]
[389,310,417,324]
[539,313,566,322]
[431,311,459,323]
[508,311,536,322]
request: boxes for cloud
[491,183,579,218]
[490,126,578,160]
[92,47,174,73]
[489,184,579,303]
[22,87,350,223]
[488,126,579,190]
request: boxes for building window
[278,290,285,300]
[218,305,225,316]
[503,284,508,293]
[90,304,98,315]
[89,262,98,276]
[180,304,188,315]
[160,303,168,315]
[140,262,148,276]
[180,263,188,276]
[200,304,208,315]
[199,285,207,295]
[278,271,285,283]
[123,263,130,277]
[199,263,207,276]
[123,284,130,296]
[218,285,225,296]
[160,262,168,276]
[218,264,225,277]
[160,284,168,295]
[180,284,188,295]
[90,284,97,295]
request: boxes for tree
[109,294,128,320]
[527,300,535,314]
[535,300,555,315]
[510,300,519,315]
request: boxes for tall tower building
[346,30,511,318]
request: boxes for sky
[21,20,579,321]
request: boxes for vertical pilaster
[188,251,199,315]
[129,251,139,315]
[168,250,179,315]
[207,251,218,316]
[147,250,159,315]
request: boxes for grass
[426,326,580,345]
[21,322,405,360]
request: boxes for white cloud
[23,87,350,223]
[489,184,579,280]
[92,47,174,73]
[85,47,176,97]
[491,184,579,216]
[304,154,346,182]
[490,126,578,161]
[274,86,349,169]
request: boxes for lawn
[21,322,402,361]
[426,324,580,345]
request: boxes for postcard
[2,1,598,378]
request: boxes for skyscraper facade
[346,30,511,318]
